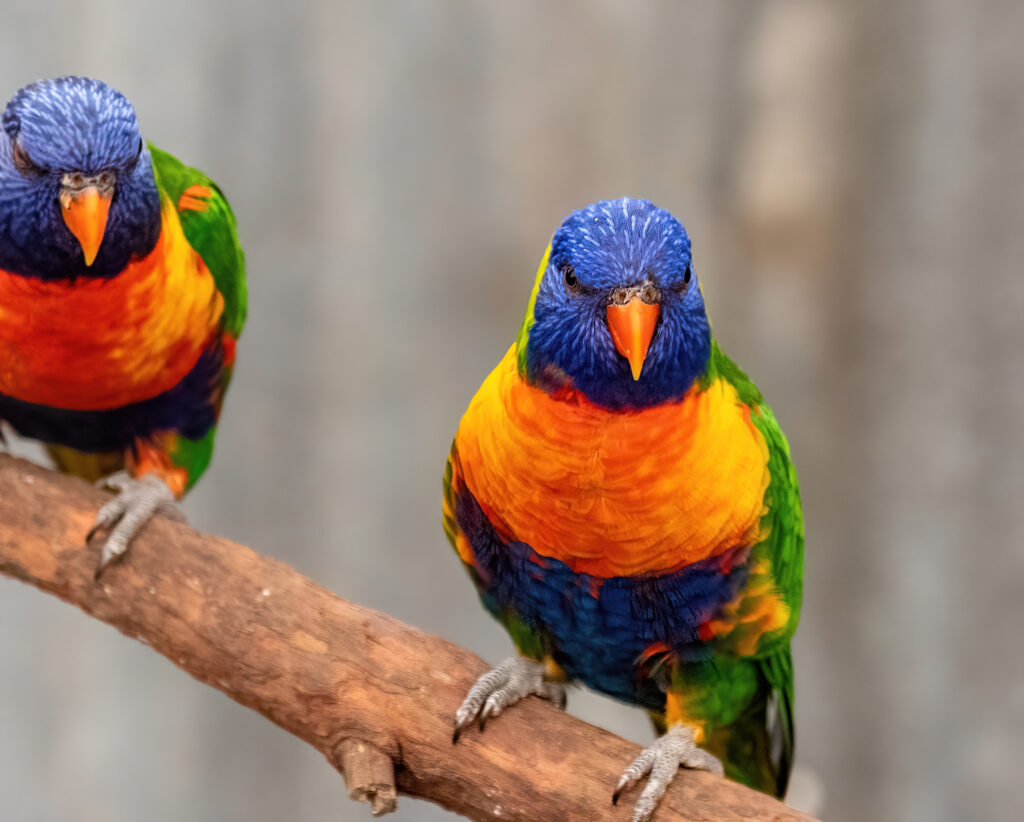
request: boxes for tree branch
[0,455,815,822]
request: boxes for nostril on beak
[609,283,662,307]
[610,287,633,306]
[639,282,661,304]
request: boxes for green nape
[699,339,764,406]
[514,242,551,377]
[148,143,247,337]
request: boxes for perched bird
[0,77,246,575]
[444,199,802,820]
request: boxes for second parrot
[0,76,246,575]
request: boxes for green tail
[700,647,795,798]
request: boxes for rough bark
[0,455,815,822]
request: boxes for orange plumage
[0,198,222,411]
[454,344,771,578]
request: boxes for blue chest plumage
[454,482,750,710]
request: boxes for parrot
[444,198,803,821]
[0,76,246,577]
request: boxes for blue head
[520,198,712,409]
[0,76,160,280]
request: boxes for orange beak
[60,186,112,266]
[607,296,660,381]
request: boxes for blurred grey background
[1,1,1022,820]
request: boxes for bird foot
[87,472,186,580]
[612,726,723,822]
[452,656,566,743]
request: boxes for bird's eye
[669,266,693,294]
[562,263,581,293]
[671,265,693,293]
[11,141,42,177]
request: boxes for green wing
[148,143,247,336]
[751,401,804,648]
[703,339,804,653]
[759,647,795,797]
[147,144,247,489]
[702,340,803,797]
[750,406,800,796]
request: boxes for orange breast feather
[0,200,223,411]
[455,345,771,578]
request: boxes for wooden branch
[0,454,815,822]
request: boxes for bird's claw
[87,473,184,580]
[452,656,565,743]
[612,726,723,822]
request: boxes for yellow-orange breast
[454,345,771,578]
[0,199,223,411]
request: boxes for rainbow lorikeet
[0,77,246,576]
[444,199,803,820]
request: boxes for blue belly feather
[454,483,749,711]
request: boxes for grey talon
[614,726,723,822]
[88,473,184,578]
[452,656,566,742]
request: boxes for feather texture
[443,198,802,798]
[0,78,246,493]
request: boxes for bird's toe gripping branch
[613,725,724,822]
[87,471,186,579]
[452,656,566,743]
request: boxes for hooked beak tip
[607,296,660,382]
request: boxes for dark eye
[683,265,692,284]
[11,141,42,177]
[562,263,581,292]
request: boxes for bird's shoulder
[148,143,247,337]
[698,341,804,657]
